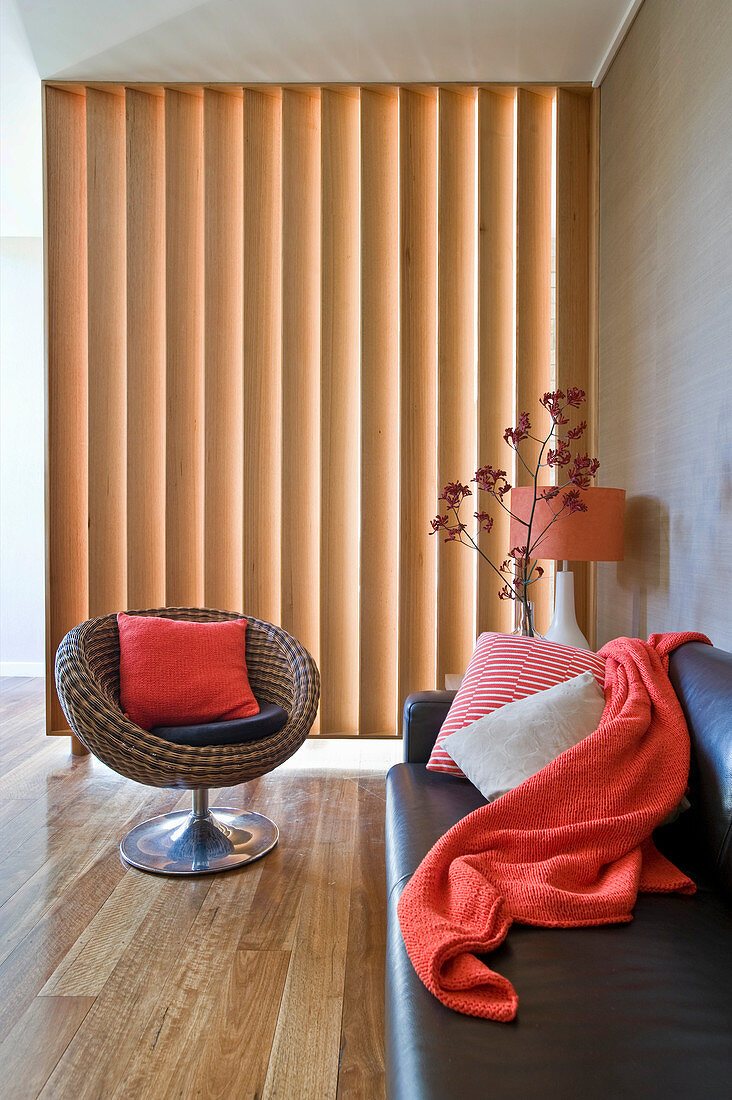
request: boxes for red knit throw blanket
[397,632,710,1021]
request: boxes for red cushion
[427,632,606,778]
[117,613,259,731]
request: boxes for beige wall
[597,0,732,650]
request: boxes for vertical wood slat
[204,88,244,612]
[126,88,166,610]
[165,88,204,607]
[587,88,600,471]
[586,87,601,649]
[556,88,593,642]
[477,89,515,634]
[242,89,282,625]
[359,88,399,735]
[398,88,438,704]
[281,90,321,685]
[86,89,127,617]
[45,86,89,738]
[437,88,476,685]
[516,88,554,633]
[320,89,360,734]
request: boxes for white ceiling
[16,0,636,84]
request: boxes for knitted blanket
[397,632,709,1021]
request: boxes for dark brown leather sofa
[385,642,732,1099]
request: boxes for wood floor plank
[0,740,76,802]
[0,784,180,961]
[39,877,212,1099]
[0,847,126,1041]
[0,677,42,708]
[263,776,359,1100]
[237,845,306,952]
[0,995,95,1100]
[0,733,58,781]
[0,788,184,1040]
[234,773,323,953]
[0,774,142,903]
[1,675,69,779]
[105,866,266,1099]
[0,676,34,694]
[0,796,35,832]
[125,948,291,1100]
[0,689,45,768]
[0,727,50,780]
[0,735,115,810]
[0,727,101,798]
[0,764,127,864]
[337,780,387,1099]
[39,869,164,996]
[0,768,121,861]
[190,948,291,1099]
[105,774,305,1097]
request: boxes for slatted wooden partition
[320,87,360,735]
[398,87,438,717]
[515,88,555,633]
[241,88,282,626]
[203,87,244,613]
[476,88,516,637]
[86,88,127,620]
[125,88,166,612]
[556,88,598,647]
[45,86,88,743]
[45,82,599,739]
[359,88,399,736]
[281,89,321,675]
[437,87,476,690]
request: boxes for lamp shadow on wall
[616,495,670,639]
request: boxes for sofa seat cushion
[386,762,732,1100]
[386,764,487,896]
[152,701,288,747]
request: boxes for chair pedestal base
[120,792,278,875]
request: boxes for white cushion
[440,671,606,802]
[427,632,606,778]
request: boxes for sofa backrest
[668,642,732,898]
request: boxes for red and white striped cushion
[427,632,607,778]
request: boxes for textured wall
[0,0,44,673]
[597,0,732,650]
[0,238,45,672]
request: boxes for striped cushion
[426,632,607,778]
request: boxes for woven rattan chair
[55,607,319,875]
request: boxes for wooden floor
[0,678,401,1099]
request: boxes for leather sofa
[385,642,732,1099]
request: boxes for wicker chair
[55,607,320,875]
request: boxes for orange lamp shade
[509,487,625,562]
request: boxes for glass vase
[513,599,543,639]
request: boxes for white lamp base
[543,569,591,650]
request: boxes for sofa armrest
[402,691,456,763]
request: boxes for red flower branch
[430,388,600,636]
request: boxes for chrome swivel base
[120,789,278,875]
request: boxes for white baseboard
[0,661,45,677]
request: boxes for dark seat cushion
[386,763,487,897]
[386,763,732,1100]
[152,701,288,747]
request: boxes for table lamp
[509,487,625,650]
